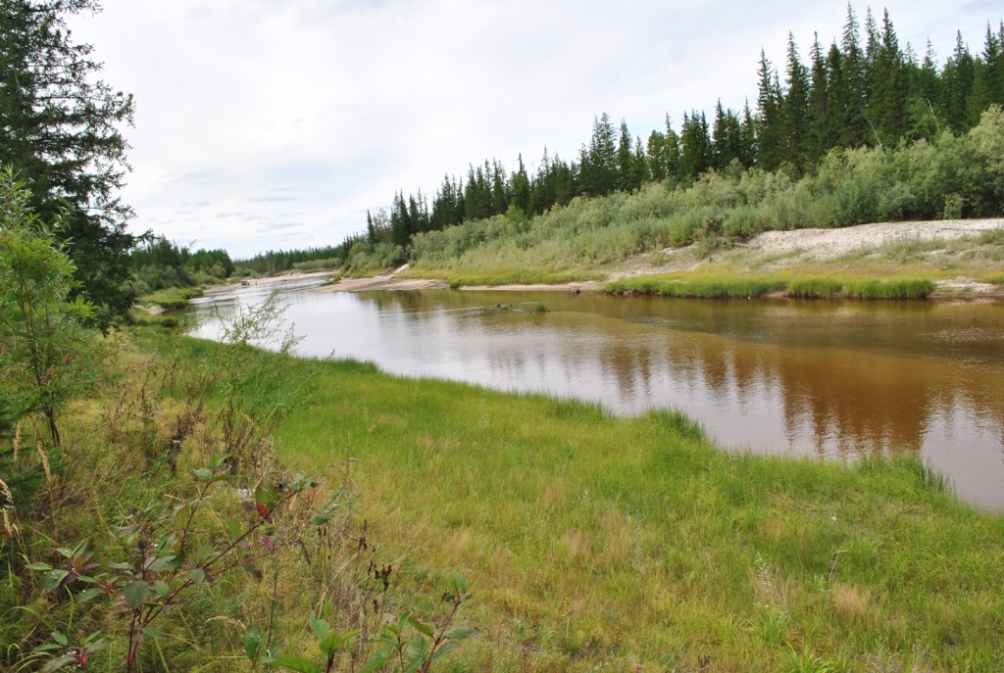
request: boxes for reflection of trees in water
[352,290,1004,461]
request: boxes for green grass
[8,332,1004,672]
[844,278,936,299]
[606,274,938,301]
[257,343,1004,673]
[605,274,785,298]
[785,277,846,299]
[126,307,185,328]
[138,286,204,309]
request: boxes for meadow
[6,324,1000,673]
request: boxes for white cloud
[69,1,999,257]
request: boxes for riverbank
[264,340,1004,672]
[317,219,1004,300]
[11,319,1002,672]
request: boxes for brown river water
[190,278,1004,510]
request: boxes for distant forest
[246,5,1004,274]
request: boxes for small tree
[0,168,100,447]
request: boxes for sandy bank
[310,219,1003,299]
[314,274,448,293]
[748,218,1003,259]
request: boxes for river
[189,276,1004,510]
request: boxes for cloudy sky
[70,0,999,259]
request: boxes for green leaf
[271,654,321,673]
[153,580,171,598]
[408,616,434,638]
[189,568,206,585]
[193,467,213,482]
[443,626,476,641]
[78,587,104,604]
[148,555,182,572]
[450,572,468,595]
[26,562,53,571]
[431,641,459,661]
[123,580,150,609]
[359,651,391,673]
[42,654,79,672]
[318,631,357,658]
[404,635,429,669]
[309,613,328,641]
[240,561,263,580]
[254,482,278,509]
[40,569,69,593]
[311,514,331,526]
[52,631,68,647]
[142,627,167,640]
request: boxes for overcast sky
[70,1,999,259]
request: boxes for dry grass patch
[832,583,872,623]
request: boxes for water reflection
[190,285,1004,509]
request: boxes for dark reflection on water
[190,282,1004,510]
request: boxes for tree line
[338,5,1003,270]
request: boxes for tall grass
[785,277,845,298]
[606,274,936,300]
[7,331,1004,672]
[844,278,936,299]
[269,343,1004,673]
[606,274,784,298]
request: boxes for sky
[69,0,1000,259]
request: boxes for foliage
[0,0,137,327]
[129,236,234,296]
[0,169,103,446]
[236,245,348,276]
[319,8,1004,272]
[397,108,1004,281]
[6,299,473,673]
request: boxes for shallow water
[190,279,1004,510]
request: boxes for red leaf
[255,502,268,519]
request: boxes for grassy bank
[4,330,1003,672]
[270,345,1003,672]
[606,274,937,300]
[137,286,205,310]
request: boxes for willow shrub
[406,108,1004,278]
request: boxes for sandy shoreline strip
[202,219,1003,299]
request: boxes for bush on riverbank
[404,108,1004,281]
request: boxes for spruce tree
[616,120,637,191]
[808,34,832,162]
[783,32,812,171]
[680,111,712,179]
[839,4,869,146]
[867,10,908,145]
[756,50,784,170]
[0,0,136,328]
[581,113,617,196]
[739,102,757,167]
[942,32,976,132]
